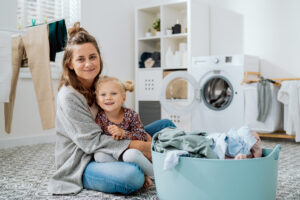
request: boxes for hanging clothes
[48,19,67,62]
[0,31,12,102]
[4,24,56,133]
[257,77,273,122]
[277,81,300,142]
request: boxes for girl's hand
[108,125,125,140]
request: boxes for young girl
[94,76,154,188]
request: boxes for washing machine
[160,55,259,132]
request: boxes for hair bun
[124,80,134,92]
[68,22,88,38]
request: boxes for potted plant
[145,27,152,37]
[153,18,160,36]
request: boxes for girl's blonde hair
[95,76,134,95]
[58,22,103,106]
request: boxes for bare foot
[143,176,153,189]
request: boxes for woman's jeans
[82,119,176,194]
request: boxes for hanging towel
[0,32,12,102]
[257,77,272,122]
[278,81,300,142]
[48,19,67,61]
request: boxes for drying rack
[242,71,300,139]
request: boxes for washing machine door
[160,71,199,115]
[200,75,234,111]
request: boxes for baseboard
[0,132,56,149]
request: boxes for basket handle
[270,144,281,160]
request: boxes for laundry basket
[152,144,281,200]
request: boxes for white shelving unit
[135,0,209,129]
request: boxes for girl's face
[69,43,101,89]
[96,82,126,114]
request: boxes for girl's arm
[124,110,148,141]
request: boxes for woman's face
[69,43,101,88]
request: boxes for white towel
[163,150,189,170]
[278,81,300,142]
[0,32,12,103]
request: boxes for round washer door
[201,75,234,111]
[160,71,199,115]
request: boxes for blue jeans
[82,119,176,194]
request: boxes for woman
[47,22,175,195]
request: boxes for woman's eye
[77,58,84,62]
[90,55,97,60]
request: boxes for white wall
[207,0,300,78]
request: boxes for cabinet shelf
[135,0,209,131]
[137,67,161,71]
[138,36,161,41]
[162,33,187,39]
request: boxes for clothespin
[43,16,48,24]
[17,23,22,30]
[31,19,36,26]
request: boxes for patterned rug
[0,138,299,200]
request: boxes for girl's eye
[100,93,106,96]
[111,92,117,95]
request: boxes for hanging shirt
[48,19,67,61]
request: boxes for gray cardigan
[48,85,130,194]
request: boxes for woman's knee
[83,161,144,194]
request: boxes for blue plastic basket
[152,144,281,200]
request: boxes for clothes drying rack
[242,71,300,139]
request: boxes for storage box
[152,144,281,200]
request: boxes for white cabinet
[135,0,209,128]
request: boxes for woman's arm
[57,87,130,159]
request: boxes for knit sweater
[47,85,130,194]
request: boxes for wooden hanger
[241,71,300,86]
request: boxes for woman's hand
[129,140,152,162]
[108,125,125,140]
[146,133,152,142]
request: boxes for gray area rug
[0,138,299,200]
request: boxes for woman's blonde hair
[95,76,134,96]
[58,22,103,106]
